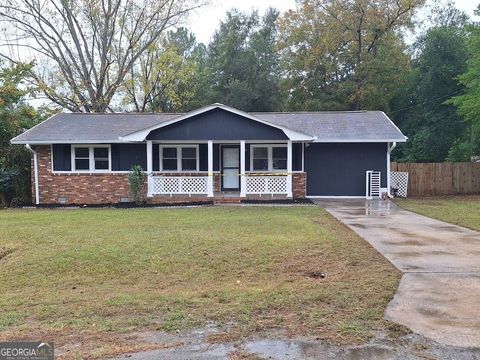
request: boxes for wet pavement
[315,199,480,348]
[112,327,480,360]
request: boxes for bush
[128,165,146,205]
[0,168,18,206]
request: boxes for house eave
[312,138,407,143]
[10,139,138,145]
[11,137,407,145]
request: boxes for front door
[221,146,240,190]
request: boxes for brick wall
[34,145,130,204]
[293,172,307,198]
[32,145,307,204]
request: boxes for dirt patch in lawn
[0,247,14,260]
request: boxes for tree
[0,0,202,112]
[425,0,469,29]
[0,62,50,205]
[205,8,283,112]
[123,28,203,112]
[448,5,480,159]
[390,25,469,162]
[278,0,424,111]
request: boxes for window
[160,145,198,171]
[72,145,111,172]
[74,147,90,170]
[251,145,287,172]
[252,147,268,171]
[162,147,177,170]
[94,147,109,170]
[272,147,287,170]
[181,147,197,171]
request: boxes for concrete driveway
[315,199,480,348]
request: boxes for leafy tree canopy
[0,62,51,205]
[204,8,284,112]
[390,24,469,162]
[278,0,423,111]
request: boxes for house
[11,103,407,205]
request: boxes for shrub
[0,168,18,206]
[128,165,146,205]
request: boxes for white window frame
[159,145,199,172]
[71,145,111,172]
[250,144,287,172]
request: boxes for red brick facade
[292,172,307,198]
[34,146,130,204]
[32,145,306,205]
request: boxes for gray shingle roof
[11,107,406,144]
[12,113,178,143]
[252,111,406,142]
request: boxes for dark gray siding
[52,144,71,171]
[147,108,288,141]
[111,144,147,171]
[153,144,159,171]
[199,144,208,171]
[214,144,220,171]
[305,143,387,196]
[51,141,303,173]
[293,143,302,171]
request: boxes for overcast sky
[187,0,480,44]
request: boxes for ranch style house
[11,103,407,205]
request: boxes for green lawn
[0,206,400,358]
[395,195,480,231]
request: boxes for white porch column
[387,142,397,197]
[286,140,293,198]
[146,140,153,197]
[240,140,246,197]
[207,140,214,197]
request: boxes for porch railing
[149,174,290,196]
[151,176,208,195]
[244,175,288,195]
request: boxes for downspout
[25,144,39,205]
[387,142,397,198]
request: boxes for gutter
[25,144,39,205]
[387,142,397,198]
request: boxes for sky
[187,0,480,44]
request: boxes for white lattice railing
[390,171,408,197]
[245,175,288,195]
[151,176,208,195]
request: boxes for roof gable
[146,107,289,141]
[120,103,314,142]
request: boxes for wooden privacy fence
[390,162,480,196]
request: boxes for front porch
[145,140,305,199]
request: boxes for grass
[0,206,400,358]
[395,195,480,231]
